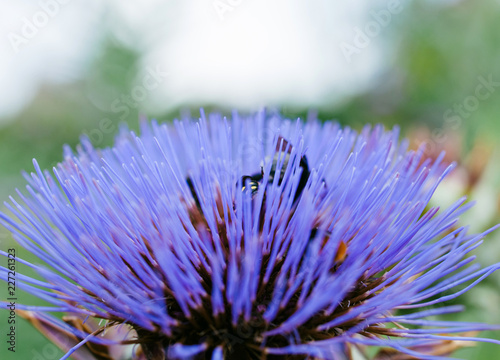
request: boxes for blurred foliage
[0,40,142,177]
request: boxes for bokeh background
[1,1,500,359]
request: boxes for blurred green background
[1,1,500,359]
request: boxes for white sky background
[0,0,393,123]
[0,0,103,119]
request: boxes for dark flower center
[131,198,390,360]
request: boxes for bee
[240,172,264,197]
[240,137,311,204]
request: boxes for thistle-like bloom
[1,111,500,360]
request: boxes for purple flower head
[1,110,500,360]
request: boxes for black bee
[240,172,264,197]
[187,137,313,211]
[240,137,311,204]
